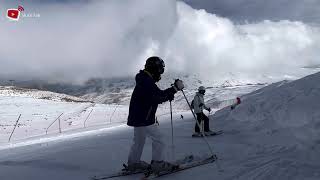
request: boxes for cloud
[182,0,320,24]
[0,0,319,84]
[0,0,177,83]
[163,3,320,83]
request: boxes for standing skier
[193,86,214,136]
[127,56,184,173]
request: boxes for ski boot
[192,132,203,137]
[204,130,215,136]
[125,161,150,172]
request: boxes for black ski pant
[195,112,210,133]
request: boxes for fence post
[8,114,21,142]
[84,109,93,128]
[58,116,61,133]
[46,113,64,135]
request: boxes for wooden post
[84,109,93,128]
[8,114,21,142]
[58,116,61,133]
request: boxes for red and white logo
[7,5,24,21]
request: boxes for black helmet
[198,86,206,95]
[145,56,165,81]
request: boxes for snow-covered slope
[217,71,320,144]
[0,72,268,105]
[0,86,129,143]
[0,86,90,103]
[211,71,320,179]
[1,72,320,180]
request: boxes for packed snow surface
[0,72,320,180]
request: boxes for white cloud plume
[163,3,320,83]
[0,0,319,84]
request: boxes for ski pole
[181,89,223,171]
[170,100,175,160]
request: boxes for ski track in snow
[0,111,319,180]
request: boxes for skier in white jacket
[193,86,214,136]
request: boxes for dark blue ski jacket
[127,70,176,127]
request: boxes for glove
[168,92,174,102]
[173,79,184,91]
[199,103,204,107]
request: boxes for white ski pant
[128,124,165,164]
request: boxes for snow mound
[209,72,320,180]
[217,71,320,147]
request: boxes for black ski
[91,164,147,180]
[142,155,217,179]
[91,155,194,180]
